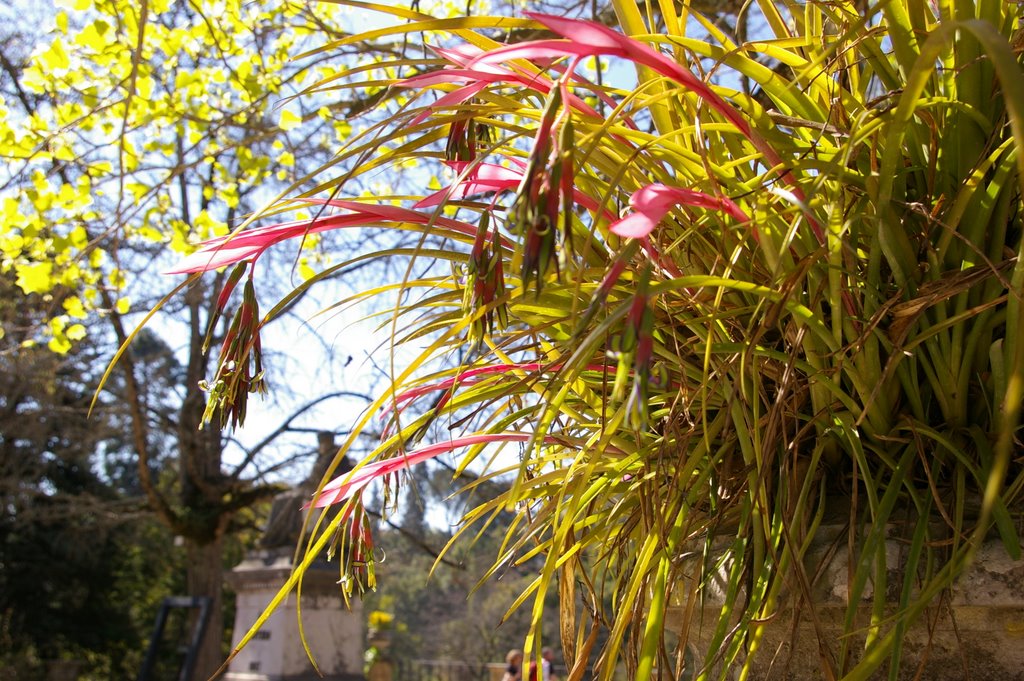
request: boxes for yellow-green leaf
[65,323,87,341]
[55,0,90,11]
[16,262,54,295]
[278,109,302,131]
[63,296,87,319]
[48,335,72,354]
[38,41,71,71]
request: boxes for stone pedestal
[224,548,363,681]
[668,526,1024,680]
[45,660,83,681]
[365,658,393,681]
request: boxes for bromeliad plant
[167,1,1024,679]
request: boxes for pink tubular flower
[203,275,266,430]
[416,160,614,222]
[610,183,749,239]
[467,14,746,130]
[398,42,601,126]
[167,200,510,275]
[414,162,525,208]
[461,211,507,342]
[506,13,763,153]
[309,432,580,508]
[382,361,613,422]
[464,12,822,242]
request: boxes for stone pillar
[224,433,363,681]
[223,550,363,681]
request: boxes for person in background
[541,647,557,681]
[503,649,523,681]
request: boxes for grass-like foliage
[175,1,1024,678]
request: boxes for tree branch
[229,390,374,479]
[366,506,467,571]
[98,283,181,533]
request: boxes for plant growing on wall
[165,1,1024,678]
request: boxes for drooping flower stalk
[199,275,266,429]
[444,112,490,162]
[330,502,375,597]
[462,211,507,343]
[611,265,657,430]
[510,82,583,294]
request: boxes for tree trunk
[178,286,229,680]
[187,535,225,681]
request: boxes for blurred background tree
[0,0,406,675]
[0,270,183,678]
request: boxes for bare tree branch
[229,390,374,479]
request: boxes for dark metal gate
[395,658,493,681]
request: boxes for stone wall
[667,525,1024,680]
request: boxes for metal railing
[394,658,498,681]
